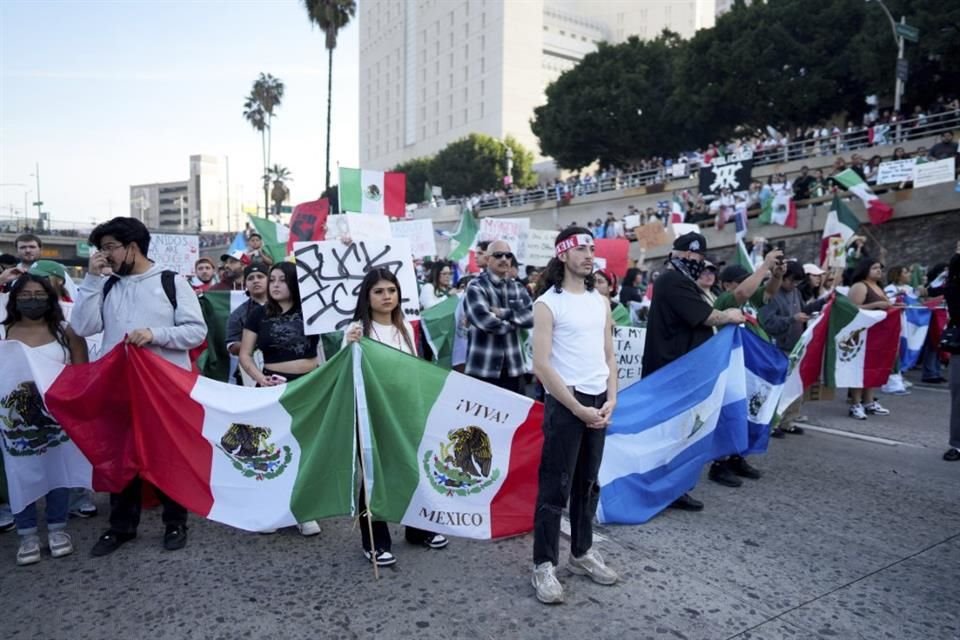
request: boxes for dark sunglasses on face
[491,252,514,260]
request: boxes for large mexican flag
[824,295,900,388]
[777,298,833,412]
[248,215,290,262]
[339,168,406,217]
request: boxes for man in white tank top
[530,227,618,604]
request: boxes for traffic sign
[896,59,909,82]
[895,22,919,43]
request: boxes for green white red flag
[758,193,797,228]
[776,298,832,413]
[832,169,894,225]
[248,215,290,262]
[820,195,860,265]
[824,294,900,388]
[196,290,247,382]
[339,168,406,217]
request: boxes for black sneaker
[163,524,188,551]
[728,455,762,480]
[91,530,136,557]
[770,427,786,439]
[708,461,743,488]
[668,493,704,511]
[783,424,805,435]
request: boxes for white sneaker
[863,401,890,416]
[363,549,397,566]
[423,534,448,549]
[0,508,13,533]
[568,548,618,585]
[17,534,41,566]
[297,521,321,537]
[532,561,564,604]
[48,531,74,559]
[849,403,867,420]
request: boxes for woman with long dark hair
[1,274,87,565]
[419,261,454,310]
[344,268,447,566]
[847,258,899,420]
[238,261,321,537]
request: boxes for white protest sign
[390,219,437,258]
[293,238,420,335]
[671,222,702,237]
[151,234,200,275]
[827,236,846,269]
[614,326,646,390]
[524,229,559,267]
[913,157,956,189]
[329,213,392,242]
[478,217,530,263]
[593,256,607,271]
[875,159,916,184]
[624,214,641,230]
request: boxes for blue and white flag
[741,329,789,456]
[597,327,748,525]
[899,295,931,371]
[227,231,246,255]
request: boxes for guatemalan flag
[899,295,932,371]
[597,327,748,524]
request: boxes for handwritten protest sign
[294,238,419,335]
[913,157,955,188]
[614,326,646,390]
[478,217,530,263]
[390,219,437,258]
[524,229,559,267]
[826,236,846,269]
[875,159,916,185]
[151,234,200,275]
[635,221,670,250]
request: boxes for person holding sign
[530,227,618,604]
[344,269,448,566]
[238,262,321,537]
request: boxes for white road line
[907,385,950,393]
[793,422,924,448]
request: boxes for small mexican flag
[357,339,543,539]
[670,193,686,224]
[735,238,754,274]
[820,195,860,265]
[339,168,406,217]
[196,290,248,382]
[777,298,833,414]
[758,193,797,228]
[420,295,460,369]
[447,206,478,262]
[248,215,291,261]
[824,294,900,389]
[833,169,894,225]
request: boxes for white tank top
[534,288,609,395]
[0,324,72,364]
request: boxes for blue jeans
[922,347,942,380]
[14,488,70,535]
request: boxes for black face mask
[115,246,134,277]
[16,299,48,320]
[680,257,705,280]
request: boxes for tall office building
[359,0,719,173]
[130,154,233,232]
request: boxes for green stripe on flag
[421,295,460,368]
[284,346,358,521]
[197,291,234,382]
[447,207,478,262]
[248,216,287,261]
[339,168,362,212]
[612,303,632,326]
[358,339,447,522]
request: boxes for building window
[480,101,484,118]
[481,12,485,27]
[464,21,469,37]
[447,114,453,129]
[449,73,453,88]
[480,57,485,73]
[464,65,469,82]
[462,108,468,124]
[449,11,454,25]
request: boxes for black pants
[261,368,308,383]
[357,484,433,552]
[533,391,606,566]
[109,475,187,535]
[477,373,522,394]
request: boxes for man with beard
[192,258,218,293]
[72,217,206,556]
[210,250,246,291]
[641,232,745,511]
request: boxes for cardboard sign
[875,159,916,185]
[390,219,437,258]
[635,221,670,250]
[614,326,646,390]
[826,236,846,269]
[294,238,420,335]
[524,229,559,267]
[151,234,200,275]
[913,157,956,188]
[478,217,530,263]
[594,238,629,278]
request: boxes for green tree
[427,133,537,196]
[393,156,433,204]
[243,73,284,215]
[267,165,292,216]
[303,0,357,191]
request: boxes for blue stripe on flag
[598,327,748,524]
[228,232,246,254]
[741,329,789,456]
[899,295,931,371]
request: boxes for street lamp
[865,0,908,122]
[0,183,30,232]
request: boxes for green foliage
[390,134,537,197]
[303,0,357,49]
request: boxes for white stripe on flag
[360,170,385,215]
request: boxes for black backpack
[103,270,178,310]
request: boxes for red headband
[555,233,595,256]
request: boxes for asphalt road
[3,371,958,640]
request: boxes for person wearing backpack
[72,217,206,557]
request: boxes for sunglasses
[491,252,514,260]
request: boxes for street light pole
[867,1,905,123]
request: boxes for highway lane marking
[794,422,925,448]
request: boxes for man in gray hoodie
[72,217,206,556]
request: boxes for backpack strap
[102,271,178,314]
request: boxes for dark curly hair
[3,274,70,358]
[534,226,595,298]
[89,216,151,256]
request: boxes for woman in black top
[239,262,320,387]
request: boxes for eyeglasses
[491,252,514,260]
[16,293,49,301]
[99,242,126,253]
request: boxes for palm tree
[303,0,356,191]
[243,73,285,215]
[267,165,293,217]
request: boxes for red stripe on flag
[799,300,832,389]
[44,344,139,493]
[127,347,215,517]
[867,201,894,226]
[863,308,901,388]
[489,401,544,539]
[384,172,407,218]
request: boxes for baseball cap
[29,259,67,281]
[243,264,269,280]
[673,232,707,254]
[220,249,246,263]
[719,264,750,284]
[803,263,825,276]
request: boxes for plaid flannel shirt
[463,271,534,378]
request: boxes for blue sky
[0,0,360,228]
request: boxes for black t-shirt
[641,269,715,376]
[245,305,319,365]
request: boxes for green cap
[29,259,67,281]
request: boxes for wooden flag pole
[352,341,380,580]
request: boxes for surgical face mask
[115,246,134,276]
[16,298,48,320]
[681,257,705,280]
